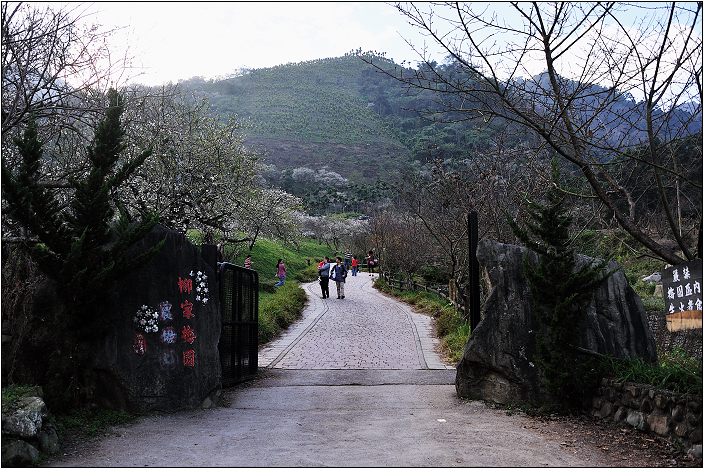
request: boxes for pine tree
[1,89,165,408]
[508,157,611,408]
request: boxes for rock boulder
[455,239,657,406]
[93,225,223,413]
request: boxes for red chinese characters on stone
[181,325,196,344]
[178,277,192,295]
[183,350,195,367]
[181,300,194,320]
[132,333,147,356]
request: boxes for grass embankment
[232,239,336,343]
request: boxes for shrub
[605,346,702,394]
[508,157,612,409]
[295,263,320,282]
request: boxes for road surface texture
[48,273,695,467]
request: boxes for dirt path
[46,274,696,467]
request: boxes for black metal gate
[219,262,258,386]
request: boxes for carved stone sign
[94,225,222,413]
[662,259,703,332]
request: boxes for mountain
[177,53,701,214]
[181,54,414,186]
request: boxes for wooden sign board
[662,259,703,332]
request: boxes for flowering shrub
[133,305,159,333]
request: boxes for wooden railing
[380,271,466,313]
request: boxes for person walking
[244,254,252,269]
[331,256,348,299]
[317,256,331,299]
[344,248,352,270]
[366,250,376,275]
[351,256,358,276]
[274,259,287,286]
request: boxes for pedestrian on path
[344,248,352,269]
[317,256,331,298]
[275,259,287,286]
[244,254,252,269]
[366,250,376,275]
[351,256,358,276]
[331,256,348,299]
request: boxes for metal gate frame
[219,262,259,386]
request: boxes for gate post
[468,211,481,331]
[201,244,218,274]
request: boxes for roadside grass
[259,281,308,343]
[53,407,137,438]
[604,346,702,395]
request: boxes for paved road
[49,273,617,467]
[259,273,453,371]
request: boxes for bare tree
[372,2,702,264]
[2,2,133,143]
[393,146,552,282]
[364,208,431,277]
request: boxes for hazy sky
[59,1,700,103]
[76,2,439,86]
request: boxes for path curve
[48,273,621,467]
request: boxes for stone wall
[591,378,702,452]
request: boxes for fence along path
[258,273,454,370]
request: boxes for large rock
[455,239,657,406]
[1,439,40,467]
[1,397,48,439]
[93,225,222,413]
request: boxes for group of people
[317,256,347,299]
[316,249,378,299]
[243,249,379,298]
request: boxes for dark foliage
[508,157,613,408]
[1,89,164,410]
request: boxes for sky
[74,2,440,86]
[52,1,700,105]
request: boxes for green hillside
[209,56,400,144]
[182,54,416,186]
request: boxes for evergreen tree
[508,157,612,408]
[1,89,165,408]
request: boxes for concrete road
[49,273,616,467]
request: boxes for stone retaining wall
[591,378,702,451]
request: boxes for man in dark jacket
[317,256,331,299]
